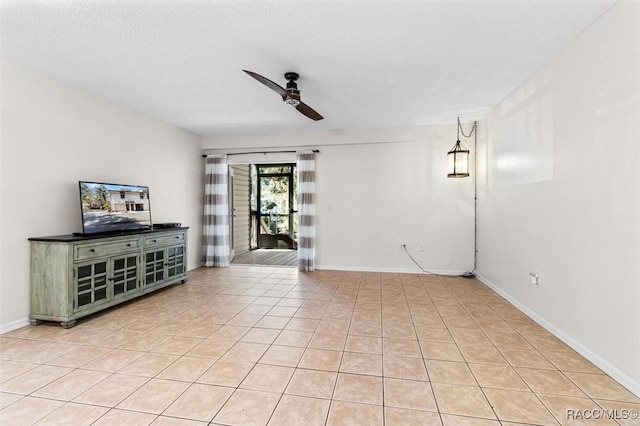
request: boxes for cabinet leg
[60,320,76,329]
[29,319,42,326]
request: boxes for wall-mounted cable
[457,119,478,279]
[401,244,437,275]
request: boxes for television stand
[28,227,189,328]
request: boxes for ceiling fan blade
[296,101,324,121]
[243,69,288,101]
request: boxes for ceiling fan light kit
[243,69,324,121]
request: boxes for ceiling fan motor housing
[284,72,301,105]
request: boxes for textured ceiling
[1,0,616,136]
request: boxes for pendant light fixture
[447,117,471,178]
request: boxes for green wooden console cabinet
[28,227,189,328]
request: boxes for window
[120,192,125,199]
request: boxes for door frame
[228,166,235,261]
[252,163,297,250]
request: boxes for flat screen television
[79,181,152,235]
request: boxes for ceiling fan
[243,70,324,121]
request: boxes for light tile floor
[1,267,638,425]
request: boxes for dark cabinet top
[29,227,189,242]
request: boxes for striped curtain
[297,151,316,271]
[203,155,230,267]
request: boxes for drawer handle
[126,243,131,247]
[175,236,180,239]
[89,249,95,252]
[153,239,157,243]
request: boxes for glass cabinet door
[145,249,165,286]
[112,254,139,297]
[75,260,108,310]
[166,245,185,279]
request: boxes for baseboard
[0,317,30,335]
[476,273,640,398]
[231,263,296,269]
[188,262,204,271]
[316,264,467,276]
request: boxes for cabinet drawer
[143,233,185,247]
[75,239,139,261]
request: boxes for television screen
[79,181,152,234]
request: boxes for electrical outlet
[419,244,425,252]
[447,257,453,266]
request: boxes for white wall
[478,1,640,395]
[0,61,204,331]
[204,124,476,273]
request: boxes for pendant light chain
[458,117,478,278]
[457,117,477,139]
[472,124,478,274]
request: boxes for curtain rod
[202,149,319,158]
